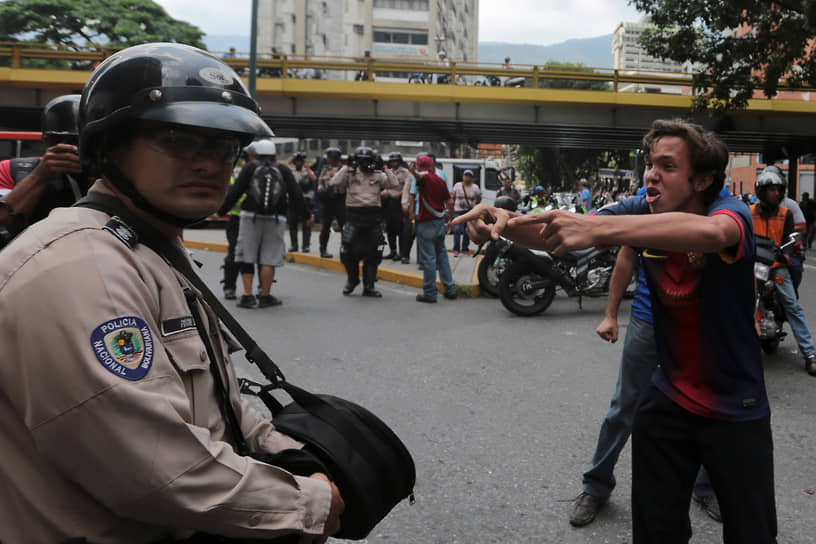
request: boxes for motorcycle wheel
[498,261,557,316]
[477,246,506,298]
[760,338,779,354]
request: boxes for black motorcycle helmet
[325,147,342,161]
[78,42,273,226]
[494,195,518,212]
[354,146,376,172]
[387,151,403,166]
[41,94,81,146]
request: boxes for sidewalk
[183,226,483,297]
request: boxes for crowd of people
[214,142,470,303]
[1,41,815,544]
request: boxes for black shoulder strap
[75,193,287,385]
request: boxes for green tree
[536,61,611,91]
[511,63,613,190]
[0,0,206,52]
[631,0,816,113]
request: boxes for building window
[353,24,365,35]
[393,32,410,44]
[411,33,428,45]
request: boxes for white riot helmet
[246,138,277,159]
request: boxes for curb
[184,239,481,298]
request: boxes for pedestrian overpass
[2,42,816,156]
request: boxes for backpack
[246,159,286,216]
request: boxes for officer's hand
[32,144,82,180]
[596,315,618,343]
[300,473,344,544]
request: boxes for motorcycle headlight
[754,262,770,282]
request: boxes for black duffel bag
[242,379,416,540]
[77,194,417,541]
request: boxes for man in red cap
[409,154,457,302]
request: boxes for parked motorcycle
[755,232,801,354]
[475,237,515,297]
[498,243,619,316]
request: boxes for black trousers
[318,193,346,251]
[222,215,252,291]
[400,211,415,259]
[288,200,313,250]
[631,386,777,544]
[382,198,403,253]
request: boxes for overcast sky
[154,0,645,45]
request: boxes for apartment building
[257,0,479,80]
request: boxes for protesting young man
[453,119,776,544]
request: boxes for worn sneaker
[693,493,722,523]
[443,291,458,300]
[342,281,359,295]
[416,294,437,303]
[223,288,236,300]
[237,294,256,308]
[569,492,607,527]
[257,294,282,308]
[302,246,310,253]
[453,251,459,257]
[320,250,333,259]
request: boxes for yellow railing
[0,41,698,90]
[2,41,815,95]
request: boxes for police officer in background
[0,94,91,248]
[0,43,343,542]
[330,146,400,297]
[287,151,316,252]
[316,146,346,258]
[383,151,409,260]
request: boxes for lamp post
[248,0,259,99]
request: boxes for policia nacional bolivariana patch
[90,316,154,380]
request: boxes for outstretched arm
[507,209,742,256]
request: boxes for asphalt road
[191,248,816,544]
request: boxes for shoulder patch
[161,315,196,336]
[90,316,154,380]
[103,217,139,249]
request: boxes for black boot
[362,263,382,297]
[342,256,359,295]
[320,247,333,259]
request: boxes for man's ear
[693,172,714,193]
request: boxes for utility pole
[248,0,259,99]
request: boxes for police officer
[0,94,90,248]
[316,147,346,258]
[287,151,316,252]
[383,151,410,261]
[0,43,343,542]
[330,146,399,297]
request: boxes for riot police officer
[317,147,346,258]
[287,150,316,252]
[383,151,410,261]
[0,43,343,542]
[0,94,91,248]
[329,146,400,297]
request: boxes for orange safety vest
[751,203,789,268]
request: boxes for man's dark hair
[642,119,727,206]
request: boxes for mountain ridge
[202,34,614,69]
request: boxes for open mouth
[645,187,661,204]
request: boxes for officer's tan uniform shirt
[317,164,343,194]
[329,165,399,208]
[292,167,315,200]
[0,183,331,543]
